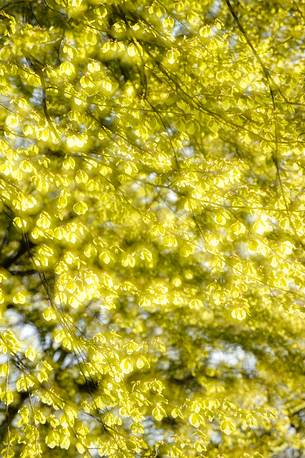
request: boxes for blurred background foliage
[1,0,305,456]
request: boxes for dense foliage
[1,0,305,456]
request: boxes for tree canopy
[1,0,305,456]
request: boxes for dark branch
[2,239,34,270]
